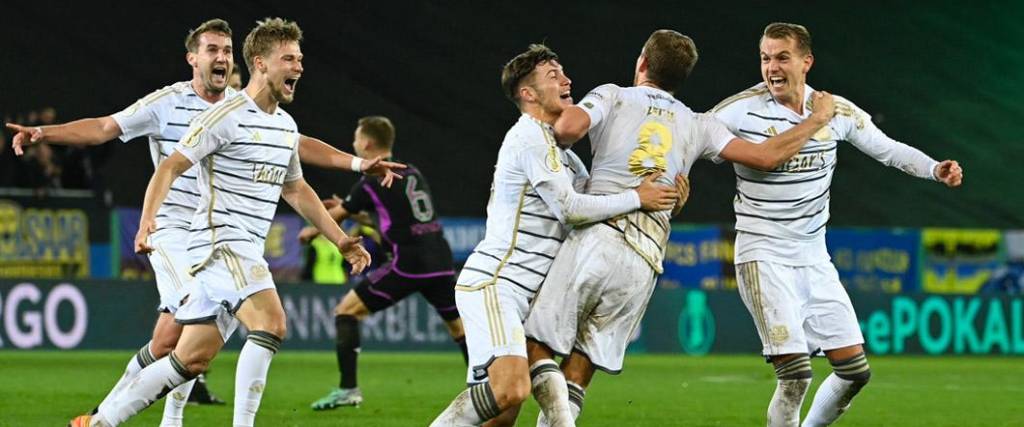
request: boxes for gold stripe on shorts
[221,247,248,290]
[155,245,184,291]
[484,286,506,347]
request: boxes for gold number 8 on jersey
[628,121,673,176]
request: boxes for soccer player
[4,18,400,427]
[72,18,372,427]
[299,116,471,410]
[523,29,837,426]
[710,23,962,427]
[430,44,678,427]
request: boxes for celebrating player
[430,44,678,427]
[74,18,371,427]
[711,22,962,427]
[523,29,836,426]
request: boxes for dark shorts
[354,263,459,321]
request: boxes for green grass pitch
[0,351,1020,426]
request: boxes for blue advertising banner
[826,228,920,293]
[439,217,486,264]
[661,225,732,290]
[115,208,305,281]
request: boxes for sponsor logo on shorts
[250,265,270,281]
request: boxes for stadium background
[1,1,1021,426]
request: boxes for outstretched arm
[6,117,122,155]
[134,152,192,254]
[718,91,836,171]
[297,134,405,187]
[847,119,963,187]
[282,177,370,273]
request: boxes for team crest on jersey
[544,144,562,173]
[582,101,595,109]
[813,126,832,141]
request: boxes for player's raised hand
[935,160,963,187]
[134,218,156,254]
[5,123,44,156]
[636,173,678,212]
[671,174,691,217]
[297,225,321,244]
[809,91,836,123]
[336,235,371,274]
[363,156,406,188]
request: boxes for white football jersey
[174,91,302,262]
[578,84,734,271]
[458,114,596,296]
[713,82,939,265]
[112,82,237,233]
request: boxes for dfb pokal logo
[677,290,715,355]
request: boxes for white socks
[95,352,193,426]
[530,359,573,427]
[159,378,197,427]
[430,383,500,426]
[233,331,282,427]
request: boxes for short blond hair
[762,22,812,54]
[184,18,232,53]
[242,17,303,74]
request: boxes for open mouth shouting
[559,89,572,104]
[283,77,299,94]
[768,75,786,89]
[211,65,228,85]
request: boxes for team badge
[769,325,789,345]
[181,125,205,147]
[250,264,270,281]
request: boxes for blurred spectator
[229,67,243,90]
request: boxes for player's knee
[831,352,871,386]
[335,292,371,319]
[773,354,813,381]
[175,352,212,377]
[492,377,531,409]
[149,339,176,359]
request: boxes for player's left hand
[363,156,406,188]
[134,218,156,254]
[935,160,963,187]
[336,235,371,274]
[671,174,690,217]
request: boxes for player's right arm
[521,143,675,226]
[716,91,836,171]
[5,116,122,155]
[553,84,619,146]
[135,151,193,254]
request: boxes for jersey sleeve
[520,141,639,225]
[710,96,747,135]
[694,113,738,164]
[284,143,303,182]
[841,100,939,181]
[110,92,165,142]
[172,116,230,165]
[577,84,619,132]
[342,178,372,214]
